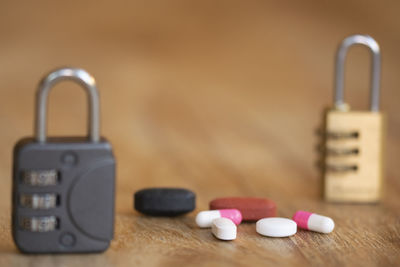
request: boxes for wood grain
[1,0,400,266]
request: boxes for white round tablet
[256,217,297,237]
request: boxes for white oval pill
[211,217,237,240]
[256,217,297,237]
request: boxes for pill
[209,197,276,221]
[196,209,242,228]
[292,210,334,234]
[211,218,237,240]
[256,217,297,237]
[134,188,195,216]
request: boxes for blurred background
[0,0,400,254]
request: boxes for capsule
[292,210,335,234]
[211,218,237,240]
[196,209,242,228]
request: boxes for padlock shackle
[35,68,100,143]
[334,34,381,111]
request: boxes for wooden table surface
[1,1,400,266]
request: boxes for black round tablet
[134,188,196,216]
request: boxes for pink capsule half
[292,210,335,234]
[196,209,242,228]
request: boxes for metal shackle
[334,34,381,111]
[35,67,100,143]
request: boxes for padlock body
[12,137,115,253]
[323,110,385,203]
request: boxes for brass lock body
[323,35,385,203]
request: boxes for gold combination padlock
[322,35,385,203]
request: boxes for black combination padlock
[12,68,116,253]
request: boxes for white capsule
[196,209,242,228]
[211,217,237,240]
[292,211,334,234]
[256,217,297,237]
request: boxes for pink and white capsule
[196,209,242,228]
[292,211,334,234]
